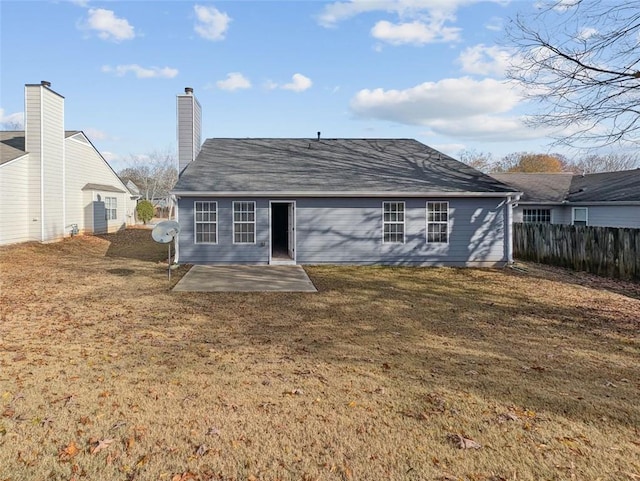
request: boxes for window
[233,201,256,244]
[105,197,117,220]
[572,207,588,226]
[383,202,405,243]
[427,202,449,243]
[195,201,217,243]
[522,208,551,224]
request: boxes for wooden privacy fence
[513,223,640,281]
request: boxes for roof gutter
[171,190,522,198]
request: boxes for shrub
[136,200,154,224]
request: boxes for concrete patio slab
[172,265,317,292]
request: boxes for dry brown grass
[0,229,639,481]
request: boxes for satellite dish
[151,220,181,285]
[152,220,180,244]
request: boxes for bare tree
[506,1,640,148]
[119,149,178,204]
[458,149,495,173]
[573,153,640,173]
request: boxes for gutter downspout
[172,194,179,264]
[506,194,521,264]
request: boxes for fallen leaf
[448,433,481,449]
[91,438,115,455]
[126,436,135,453]
[59,441,80,459]
[195,444,209,457]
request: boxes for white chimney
[176,87,202,175]
[24,81,65,242]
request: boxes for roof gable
[174,138,516,196]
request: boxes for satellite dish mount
[151,220,181,284]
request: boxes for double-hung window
[426,201,449,243]
[194,201,217,244]
[523,208,551,224]
[233,201,256,244]
[383,202,405,244]
[572,207,588,226]
[105,197,117,220]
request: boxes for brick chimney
[176,87,202,175]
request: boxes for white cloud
[101,151,120,163]
[318,0,507,46]
[371,19,460,45]
[351,77,520,123]
[576,27,598,41]
[82,8,135,42]
[0,108,24,128]
[194,5,231,41]
[426,115,544,141]
[281,73,313,92]
[216,72,252,91]
[349,77,542,141]
[101,64,179,79]
[431,142,467,155]
[84,127,108,140]
[484,16,503,32]
[457,44,513,77]
[551,0,580,12]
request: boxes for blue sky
[2,0,562,171]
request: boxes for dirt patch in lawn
[0,230,639,481]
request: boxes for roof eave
[172,190,521,198]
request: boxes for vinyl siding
[177,197,508,266]
[40,88,65,242]
[0,157,32,245]
[514,204,639,228]
[24,85,43,241]
[177,95,201,174]
[66,137,130,234]
[580,205,640,228]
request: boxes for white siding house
[0,81,137,246]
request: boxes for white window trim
[105,196,117,221]
[233,201,257,245]
[194,201,218,244]
[426,201,449,244]
[382,201,405,244]
[572,207,589,226]
[522,208,552,224]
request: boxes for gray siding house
[172,89,521,266]
[0,82,137,245]
[492,172,640,228]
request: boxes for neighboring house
[0,81,137,246]
[492,171,640,228]
[171,88,521,266]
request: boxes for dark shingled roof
[568,169,640,202]
[492,170,640,203]
[491,173,574,203]
[1,130,86,165]
[0,131,27,165]
[174,138,517,195]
